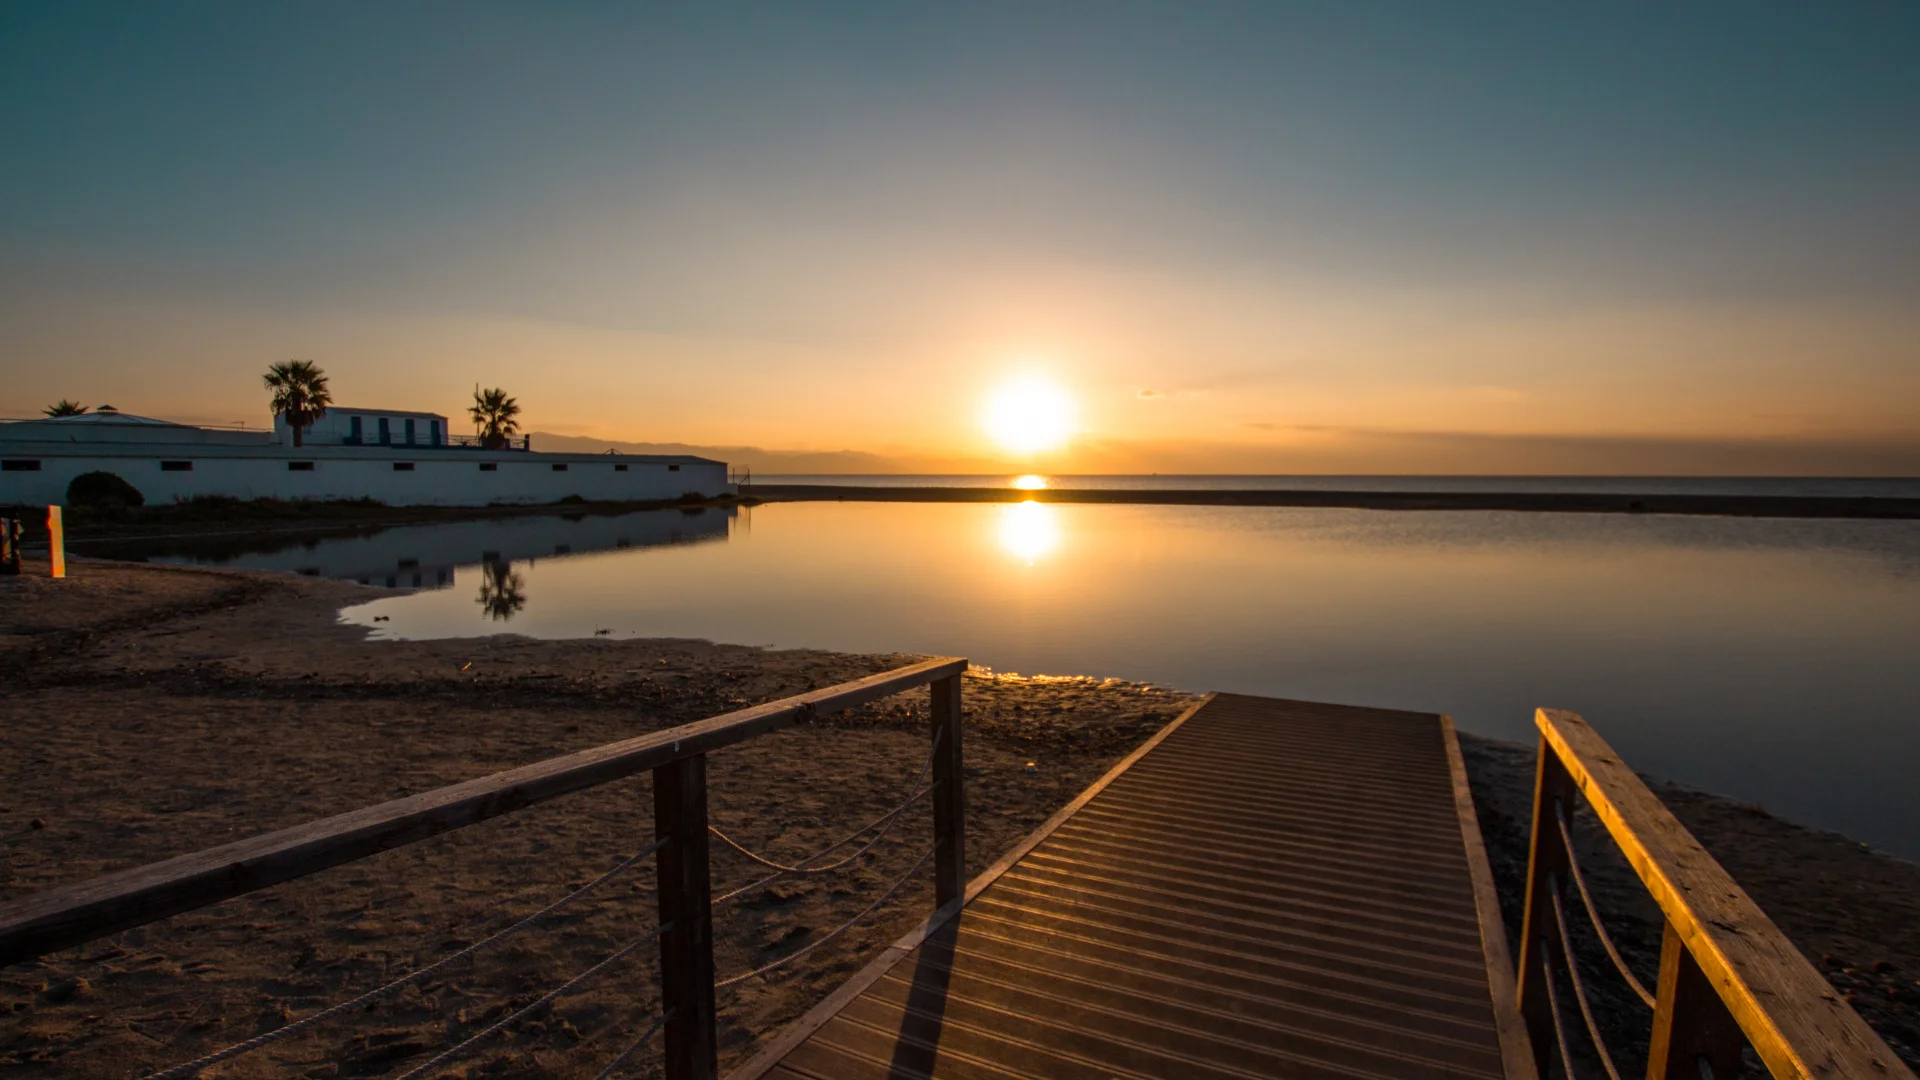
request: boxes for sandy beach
[3,559,1917,1076]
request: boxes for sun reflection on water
[997,500,1059,564]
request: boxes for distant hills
[526,433,897,474]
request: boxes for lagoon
[131,500,1920,859]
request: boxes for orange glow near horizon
[1011,474,1049,490]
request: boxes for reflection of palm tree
[476,559,527,620]
[469,387,521,450]
[43,400,88,417]
[264,360,332,447]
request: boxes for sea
[96,475,1920,860]
[751,474,1920,497]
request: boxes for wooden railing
[0,656,969,1080]
[1517,708,1914,1080]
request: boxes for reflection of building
[129,506,735,589]
[0,408,728,507]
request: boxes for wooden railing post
[46,505,64,579]
[655,754,718,1080]
[1646,921,1747,1080]
[930,673,966,907]
[1515,735,1579,1079]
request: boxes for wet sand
[2,559,1916,1076]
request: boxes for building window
[1,459,40,472]
[405,418,416,444]
[614,463,628,472]
[161,460,193,471]
[393,462,414,471]
[288,461,315,471]
[668,464,681,472]
[552,463,568,472]
[378,417,391,445]
[479,462,498,472]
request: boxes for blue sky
[4,3,1917,471]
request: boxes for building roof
[324,406,451,420]
[24,411,187,427]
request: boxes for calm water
[757,474,1920,497]
[135,501,1920,859]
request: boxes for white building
[0,408,729,508]
[275,406,458,449]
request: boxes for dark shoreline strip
[746,485,1920,520]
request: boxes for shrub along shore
[0,491,757,548]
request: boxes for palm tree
[264,360,332,447]
[469,387,522,450]
[43,400,88,417]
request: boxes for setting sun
[983,376,1074,456]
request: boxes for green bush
[66,471,145,510]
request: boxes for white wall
[0,447,730,507]
[282,409,452,447]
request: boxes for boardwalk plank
[730,693,1532,1080]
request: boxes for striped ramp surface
[732,692,1530,1080]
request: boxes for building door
[405,418,416,445]
[378,417,391,445]
[429,420,441,445]
[349,416,363,443]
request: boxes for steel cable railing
[393,923,672,1080]
[716,845,935,990]
[713,786,934,906]
[591,1011,671,1080]
[139,835,671,1080]
[1554,802,1657,1008]
[1547,872,1626,1080]
[708,732,938,883]
[158,769,936,1080]
[1541,951,1585,1080]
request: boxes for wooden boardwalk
[733,693,1533,1080]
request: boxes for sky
[2,3,1917,474]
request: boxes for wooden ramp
[733,693,1533,1080]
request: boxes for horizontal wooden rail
[0,656,968,968]
[1520,708,1914,1080]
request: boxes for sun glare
[1011,474,1049,490]
[984,376,1074,456]
[998,500,1059,564]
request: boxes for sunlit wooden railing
[1517,708,1913,1080]
[0,657,969,1080]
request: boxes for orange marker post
[47,505,65,579]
